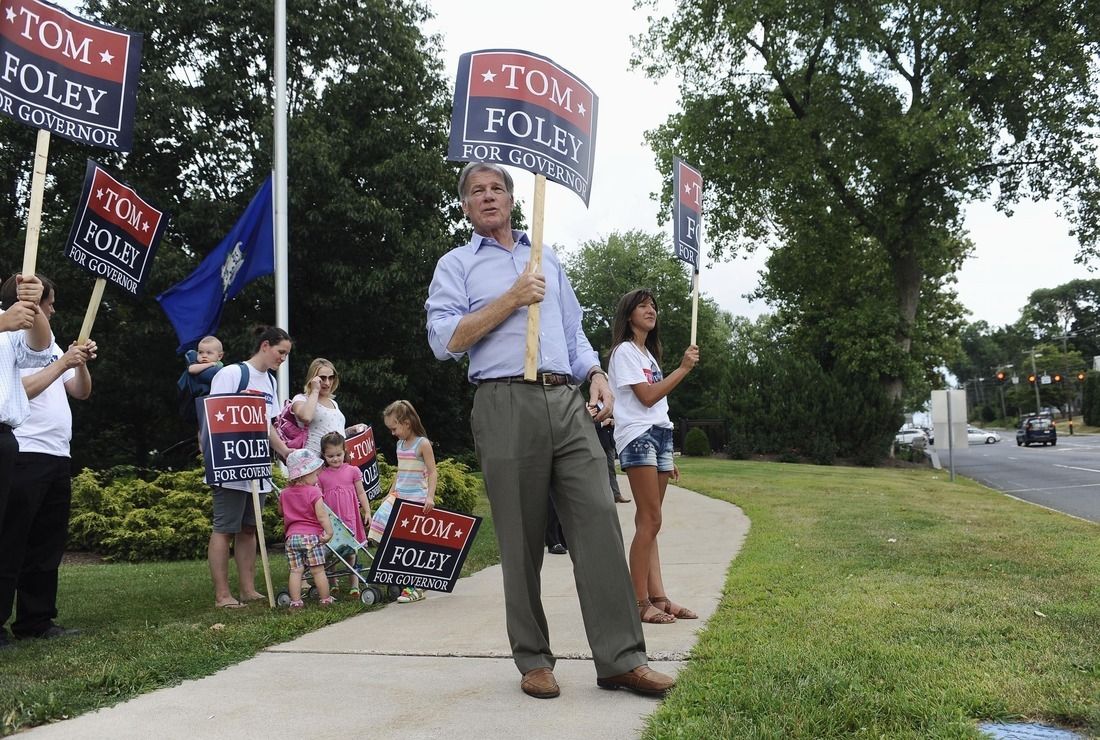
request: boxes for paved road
[945,431,1100,523]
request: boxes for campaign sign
[200,393,272,485]
[673,157,703,271]
[64,159,167,296]
[449,49,598,206]
[366,499,482,593]
[0,0,143,151]
[344,425,383,501]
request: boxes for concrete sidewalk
[25,480,749,740]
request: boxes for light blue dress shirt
[426,230,600,383]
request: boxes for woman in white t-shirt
[607,289,699,625]
[290,358,365,453]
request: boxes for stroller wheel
[276,590,293,608]
[386,585,403,602]
[361,587,381,606]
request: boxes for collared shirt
[0,315,54,428]
[426,230,599,383]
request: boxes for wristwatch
[586,368,608,383]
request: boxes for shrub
[368,453,481,515]
[684,427,711,456]
[69,458,484,562]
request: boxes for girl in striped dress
[369,400,437,603]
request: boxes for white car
[895,428,928,446]
[967,427,1000,444]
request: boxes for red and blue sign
[65,159,167,295]
[0,0,143,151]
[673,157,703,271]
[366,499,482,593]
[344,425,383,501]
[200,394,272,486]
[449,49,598,206]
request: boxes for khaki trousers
[472,381,647,677]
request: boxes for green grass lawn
[648,457,1100,739]
[0,492,497,736]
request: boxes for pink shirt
[281,483,324,538]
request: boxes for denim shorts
[618,425,675,472]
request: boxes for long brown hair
[383,399,428,438]
[610,289,662,364]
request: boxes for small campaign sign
[200,393,272,486]
[64,159,167,296]
[0,0,143,152]
[673,157,703,271]
[366,499,482,594]
[344,425,383,501]
[449,49,598,206]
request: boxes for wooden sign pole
[77,278,106,343]
[21,130,51,278]
[251,479,276,608]
[690,271,700,346]
[523,174,547,380]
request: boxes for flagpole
[273,0,289,401]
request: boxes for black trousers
[0,452,72,637]
[0,426,16,535]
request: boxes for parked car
[894,427,928,446]
[1016,416,1057,447]
[967,426,1000,444]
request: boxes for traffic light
[1054,373,1063,383]
[995,371,1006,383]
[1028,374,1037,384]
[1078,371,1087,382]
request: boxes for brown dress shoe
[521,667,560,699]
[596,665,675,697]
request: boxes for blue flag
[157,177,275,352]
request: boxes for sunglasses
[316,373,337,381]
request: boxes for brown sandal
[637,599,676,624]
[651,595,698,619]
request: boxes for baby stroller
[275,501,402,607]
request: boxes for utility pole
[1030,349,1042,415]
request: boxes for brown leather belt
[479,373,572,387]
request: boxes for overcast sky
[424,0,1096,330]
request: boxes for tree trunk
[884,246,923,402]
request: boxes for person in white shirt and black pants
[0,273,54,649]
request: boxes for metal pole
[1030,349,1041,415]
[274,0,289,401]
[947,390,955,482]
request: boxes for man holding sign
[426,163,675,699]
[205,326,292,609]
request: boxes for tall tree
[1,0,469,468]
[563,229,734,420]
[636,0,1100,402]
[1019,279,1100,361]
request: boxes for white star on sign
[684,183,692,195]
[455,529,464,539]
[480,69,496,83]
[96,188,104,200]
[143,221,150,232]
[5,7,16,22]
[401,517,410,528]
[577,102,586,116]
[99,49,114,65]
[215,411,225,422]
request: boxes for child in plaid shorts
[280,449,335,608]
